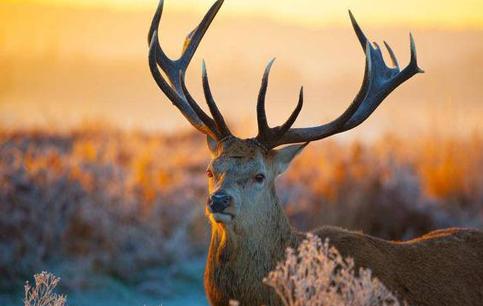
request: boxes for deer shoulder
[314,226,483,305]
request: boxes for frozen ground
[1,259,208,306]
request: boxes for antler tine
[148,0,162,44]
[276,86,304,138]
[147,0,167,58]
[179,0,224,68]
[409,33,425,73]
[257,58,276,139]
[148,0,229,141]
[179,70,220,140]
[260,11,423,149]
[349,10,369,52]
[202,61,232,137]
[383,41,400,69]
[254,59,305,149]
[148,32,175,103]
[148,0,175,86]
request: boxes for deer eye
[254,173,265,183]
[206,170,214,178]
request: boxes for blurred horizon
[5,0,483,29]
[0,0,482,141]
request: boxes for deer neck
[208,205,294,263]
[205,192,298,305]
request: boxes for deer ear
[271,143,309,176]
[206,135,218,155]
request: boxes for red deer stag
[147,1,483,305]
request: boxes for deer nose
[208,192,232,213]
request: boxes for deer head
[147,0,423,235]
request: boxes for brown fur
[202,137,483,306]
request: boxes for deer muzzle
[208,192,233,214]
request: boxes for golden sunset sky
[1,0,482,135]
[6,0,483,29]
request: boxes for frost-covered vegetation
[24,272,66,306]
[0,127,481,302]
[264,234,400,306]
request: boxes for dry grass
[0,126,481,293]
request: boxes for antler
[148,2,423,151]
[148,0,231,141]
[255,11,424,149]
[255,58,304,149]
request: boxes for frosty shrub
[24,272,66,306]
[264,234,400,306]
[1,128,480,291]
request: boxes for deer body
[147,1,483,305]
[206,222,483,306]
[200,138,483,306]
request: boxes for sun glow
[5,0,483,29]
[1,0,482,133]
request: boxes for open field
[0,127,481,304]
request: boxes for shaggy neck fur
[204,189,299,306]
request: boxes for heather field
[0,127,481,304]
